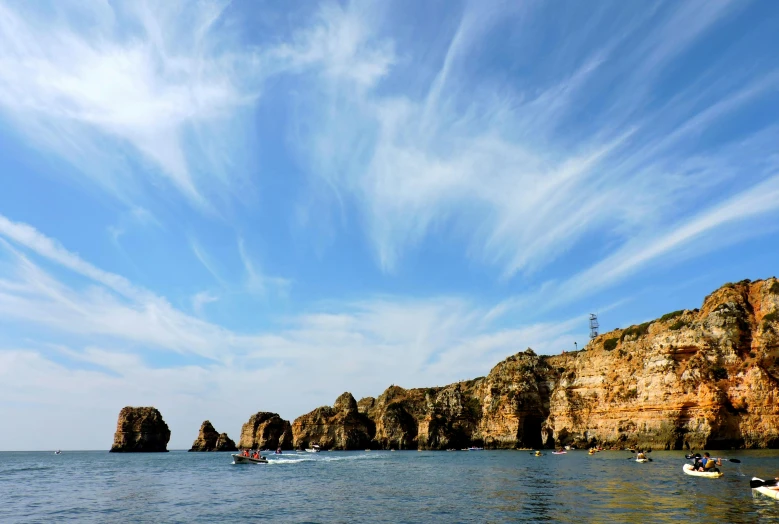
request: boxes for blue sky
[1,0,778,450]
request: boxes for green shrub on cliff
[660,310,685,322]
[603,337,618,351]
[669,319,687,330]
[769,281,779,294]
[762,311,778,333]
[620,322,651,341]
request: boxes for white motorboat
[305,444,321,453]
[54,450,62,455]
[231,453,268,464]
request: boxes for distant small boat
[467,447,484,451]
[275,448,282,455]
[552,451,567,455]
[305,444,321,453]
[54,450,62,455]
[232,453,267,464]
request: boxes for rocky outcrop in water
[292,392,375,450]
[110,407,170,452]
[238,412,293,450]
[189,420,238,451]
[297,277,779,450]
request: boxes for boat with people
[305,444,321,453]
[682,464,722,478]
[467,446,484,451]
[751,478,779,500]
[232,450,268,464]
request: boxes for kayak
[752,478,779,500]
[683,464,722,478]
[636,458,649,463]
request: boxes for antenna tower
[589,313,599,339]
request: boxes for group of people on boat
[692,452,722,473]
[241,449,262,460]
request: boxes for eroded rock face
[110,407,170,452]
[189,420,238,451]
[238,412,293,450]
[292,392,375,450]
[299,277,779,450]
[543,278,779,450]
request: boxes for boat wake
[267,454,381,465]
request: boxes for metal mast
[589,313,599,339]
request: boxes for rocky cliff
[110,407,171,452]
[292,392,375,450]
[238,412,293,450]
[189,420,238,452]
[290,277,779,450]
[542,277,779,450]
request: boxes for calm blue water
[2,449,779,522]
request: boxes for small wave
[0,465,54,475]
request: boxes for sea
[2,449,779,523]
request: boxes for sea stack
[110,406,171,452]
[189,420,238,451]
[237,412,293,450]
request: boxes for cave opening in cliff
[520,416,544,449]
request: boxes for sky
[0,0,778,451]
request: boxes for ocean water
[2,449,779,523]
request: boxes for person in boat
[697,452,722,472]
[636,451,646,460]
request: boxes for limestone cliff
[189,420,238,452]
[301,277,779,450]
[543,277,779,449]
[110,407,170,452]
[238,412,293,450]
[292,392,375,450]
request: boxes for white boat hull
[636,458,648,463]
[232,454,268,464]
[753,478,779,500]
[683,464,722,478]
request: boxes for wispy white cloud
[269,1,395,88]
[237,237,291,296]
[189,237,227,286]
[488,168,779,318]
[0,0,259,211]
[279,0,777,282]
[191,291,219,317]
